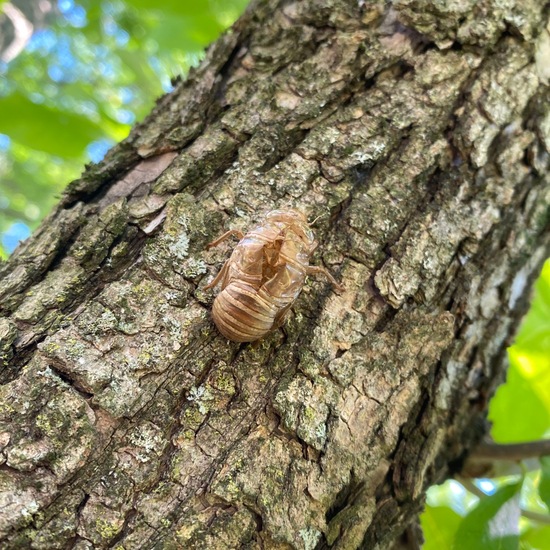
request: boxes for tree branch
[471,440,550,461]
[521,510,550,526]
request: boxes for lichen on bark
[0,0,549,548]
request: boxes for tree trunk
[1,0,549,548]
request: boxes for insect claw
[308,213,326,226]
[206,229,245,249]
[204,259,230,290]
[305,265,343,292]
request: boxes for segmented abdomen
[212,280,279,342]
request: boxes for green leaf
[149,13,223,52]
[522,524,550,549]
[116,50,164,100]
[489,352,550,443]
[123,0,216,18]
[513,261,550,351]
[420,505,463,550]
[535,262,550,310]
[123,0,249,49]
[539,456,550,510]
[489,260,550,444]
[0,93,104,158]
[453,482,522,550]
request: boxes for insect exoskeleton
[205,209,342,342]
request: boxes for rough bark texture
[1,0,549,548]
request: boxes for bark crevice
[0,0,549,548]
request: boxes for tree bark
[1,0,549,548]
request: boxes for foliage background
[0,0,248,257]
[1,1,549,547]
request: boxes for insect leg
[204,259,230,290]
[308,240,319,254]
[206,230,245,250]
[306,265,343,292]
[273,303,293,329]
[308,213,325,226]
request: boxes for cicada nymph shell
[205,209,342,342]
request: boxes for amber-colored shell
[205,209,342,342]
